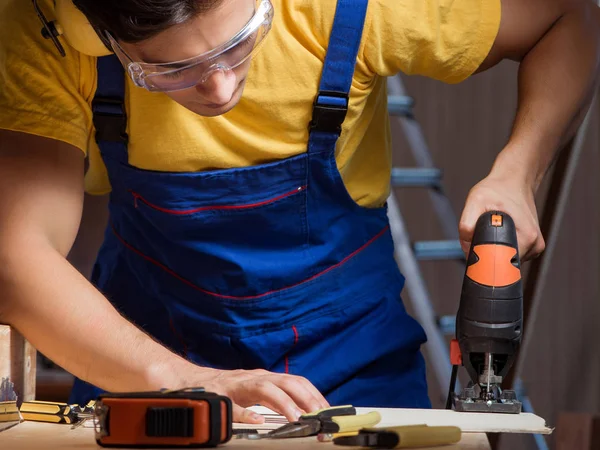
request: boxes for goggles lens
[107,0,273,92]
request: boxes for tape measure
[93,388,232,448]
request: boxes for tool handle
[19,400,96,425]
[373,425,461,448]
[329,411,382,433]
[19,401,77,424]
[464,211,521,289]
[20,400,69,414]
[397,425,461,448]
[302,405,356,419]
[0,400,22,423]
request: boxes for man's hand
[195,368,330,424]
[459,171,545,261]
[459,0,599,262]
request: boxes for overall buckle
[92,96,129,144]
[309,91,349,135]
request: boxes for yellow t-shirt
[0,0,500,207]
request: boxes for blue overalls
[69,0,431,409]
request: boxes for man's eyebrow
[128,44,181,65]
[134,48,215,66]
[134,51,176,65]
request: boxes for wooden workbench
[0,421,491,449]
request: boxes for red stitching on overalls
[130,186,307,215]
[285,326,299,374]
[111,223,390,300]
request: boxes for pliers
[241,405,382,439]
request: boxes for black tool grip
[456,211,523,381]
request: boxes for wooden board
[234,406,552,435]
[0,421,490,449]
[0,325,37,402]
[356,407,552,435]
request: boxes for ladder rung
[437,315,456,335]
[387,95,415,117]
[391,168,442,188]
[413,240,464,260]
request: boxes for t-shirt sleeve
[0,0,96,153]
[360,0,501,83]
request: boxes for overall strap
[92,55,129,163]
[308,0,369,143]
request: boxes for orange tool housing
[94,389,232,448]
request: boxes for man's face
[119,0,257,117]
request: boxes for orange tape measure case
[94,388,233,448]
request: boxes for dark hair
[73,0,223,43]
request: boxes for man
[0,0,597,424]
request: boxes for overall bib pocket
[127,184,309,252]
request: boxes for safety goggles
[106,0,273,92]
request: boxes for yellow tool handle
[0,412,21,422]
[303,405,354,418]
[331,411,382,432]
[16,400,95,425]
[20,401,69,415]
[387,425,461,448]
[20,412,71,424]
[0,401,20,414]
[0,401,22,424]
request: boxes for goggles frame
[107,0,274,92]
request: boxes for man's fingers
[254,381,304,422]
[232,404,266,424]
[296,376,330,410]
[259,400,305,420]
[521,234,546,261]
[275,376,328,414]
[460,238,472,256]
[458,194,480,256]
[516,216,545,261]
[534,236,546,256]
[458,217,476,243]
[207,370,327,422]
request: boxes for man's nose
[196,69,237,105]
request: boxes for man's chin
[188,101,239,117]
[186,80,246,117]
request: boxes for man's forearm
[491,2,600,190]
[0,238,200,393]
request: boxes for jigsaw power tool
[447,211,523,414]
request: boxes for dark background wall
[46,60,599,450]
